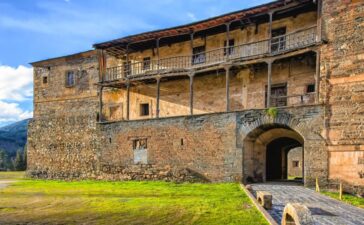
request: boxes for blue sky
[0,0,271,127]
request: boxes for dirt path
[0,180,16,189]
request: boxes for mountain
[0,119,30,158]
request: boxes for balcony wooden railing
[270,92,316,108]
[104,26,317,82]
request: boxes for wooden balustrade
[104,26,317,82]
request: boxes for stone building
[28,0,364,193]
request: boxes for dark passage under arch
[266,137,302,181]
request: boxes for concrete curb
[240,183,278,225]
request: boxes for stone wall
[320,0,364,187]
[28,105,325,184]
[287,147,303,178]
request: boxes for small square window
[140,103,149,116]
[42,76,48,84]
[65,71,75,87]
[133,139,148,150]
[307,84,315,93]
[143,57,151,70]
[292,161,299,168]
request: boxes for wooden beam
[99,86,104,122]
[226,23,231,60]
[225,65,231,111]
[268,11,273,54]
[156,76,161,118]
[126,82,130,120]
[189,72,195,115]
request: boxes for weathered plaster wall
[102,53,316,121]
[320,0,364,187]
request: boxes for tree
[0,149,6,170]
[13,149,26,171]
[23,145,27,170]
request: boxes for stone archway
[242,126,304,183]
[237,108,328,186]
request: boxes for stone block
[256,191,272,210]
[281,203,313,225]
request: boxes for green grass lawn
[321,191,364,209]
[0,172,268,225]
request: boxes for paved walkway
[250,182,364,225]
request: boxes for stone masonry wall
[320,0,364,187]
[28,105,326,184]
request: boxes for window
[140,103,149,116]
[42,76,48,84]
[65,71,75,87]
[224,39,235,56]
[306,84,315,93]
[271,27,287,53]
[292,161,299,168]
[192,46,206,65]
[143,57,151,70]
[266,83,287,107]
[133,138,148,150]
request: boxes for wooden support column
[156,38,160,70]
[189,72,195,115]
[97,49,106,82]
[225,65,231,112]
[99,86,104,122]
[268,12,273,53]
[156,76,161,118]
[267,60,273,108]
[190,32,194,59]
[315,50,321,103]
[225,22,231,59]
[126,82,130,120]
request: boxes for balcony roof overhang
[93,0,314,56]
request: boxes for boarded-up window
[133,138,148,164]
[65,71,75,87]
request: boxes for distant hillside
[0,119,30,157]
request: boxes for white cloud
[0,65,33,125]
[0,101,32,123]
[187,12,197,21]
[0,65,33,101]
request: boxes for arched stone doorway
[242,125,304,183]
[238,108,328,186]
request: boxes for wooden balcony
[104,26,318,82]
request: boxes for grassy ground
[0,172,268,225]
[321,191,364,209]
